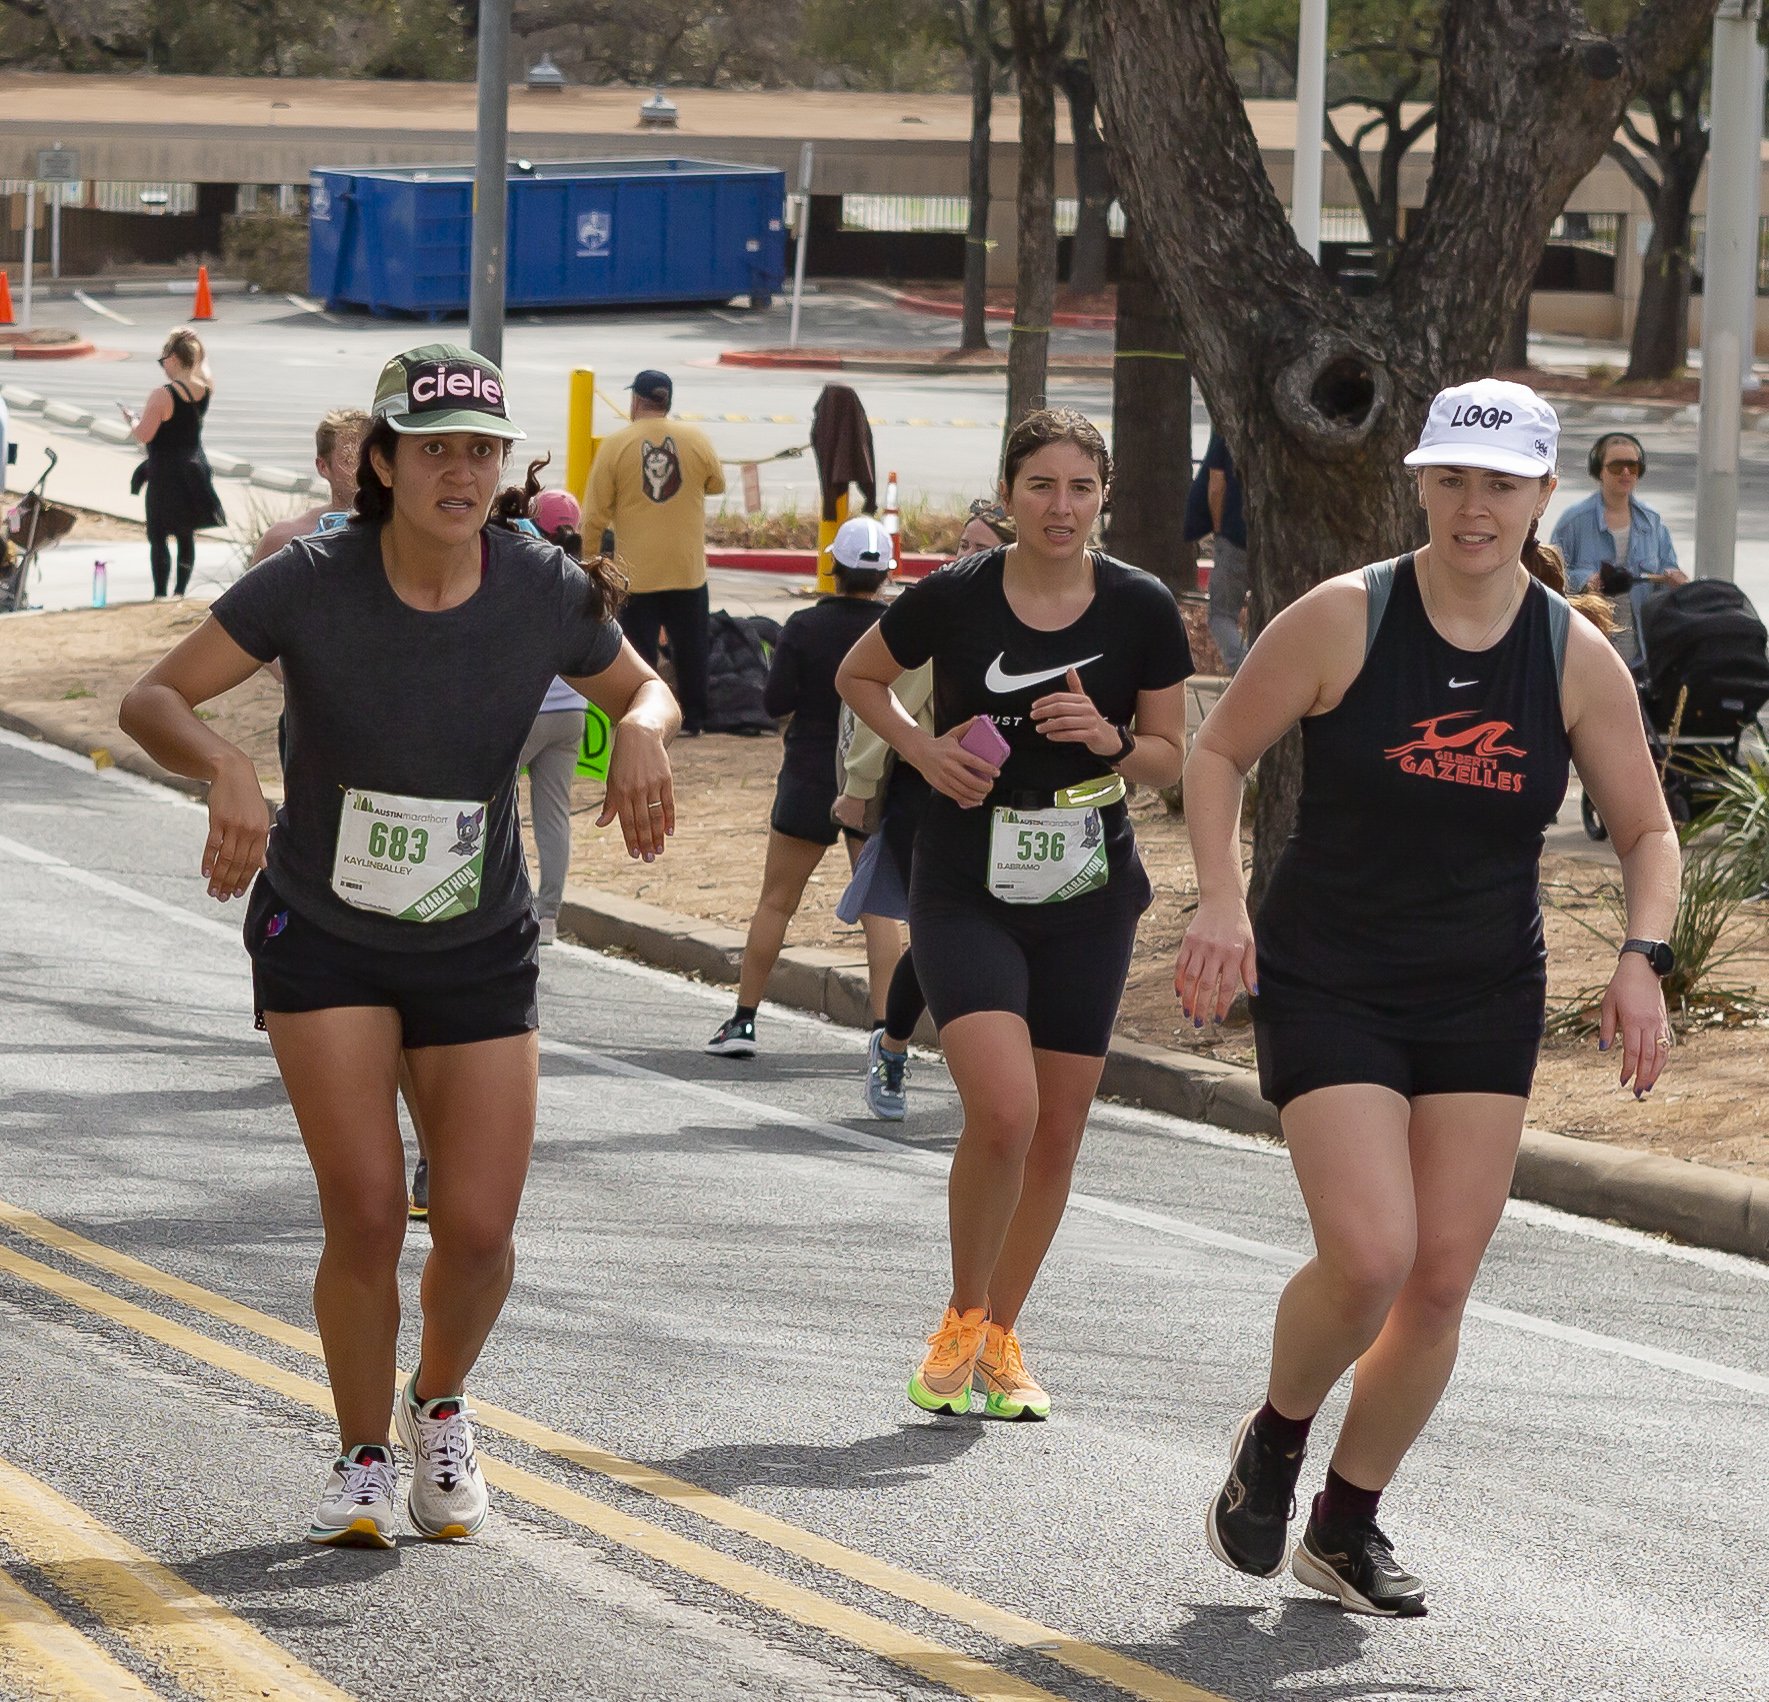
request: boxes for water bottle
[91,559,108,608]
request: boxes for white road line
[72,290,133,325]
[0,834,239,943]
[4,733,1767,1402]
[544,1033,1769,1399]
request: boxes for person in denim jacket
[1550,433,1686,657]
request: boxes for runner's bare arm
[564,639,679,861]
[118,616,270,900]
[1561,613,1680,1091]
[837,625,997,808]
[1029,670,1186,788]
[1176,574,1365,1022]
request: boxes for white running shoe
[307,1444,398,1548]
[395,1374,489,1539]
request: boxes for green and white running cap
[372,343,526,440]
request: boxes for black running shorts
[244,874,539,1049]
[909,863,1145,1058]
[770,767,862,849]
[1254,1020,1540,1110]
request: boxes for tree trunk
[1627,158,1704,381]
[960,0,994,353]
[1005,0,1058,435]
[1105,217,1194,592]
[1499,294,1531,371]
[1058,57,1114,295]
[1087,0,1722,900]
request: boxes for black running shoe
[1292,1511,1428,1617]
[1206,1409,1305,1578]
[705,1015,757,1058]
[408,1157,429,1223]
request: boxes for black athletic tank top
[1252,555,1572,1038]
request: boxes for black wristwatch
[1620,938,1675,977]
[1105,722,1136,767]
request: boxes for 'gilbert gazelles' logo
[1385,711,1528,792]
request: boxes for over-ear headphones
[1588,432,1646,480]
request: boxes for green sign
[575,703,613,781]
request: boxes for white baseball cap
[826,515,892,570]
[1404,379,1558,478]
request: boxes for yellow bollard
[814,491,849,593]
[565,368,597,503]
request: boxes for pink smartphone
[957,714,1011,767]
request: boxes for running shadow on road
[1113,1599,1472,1700]
[643,1421,983,1494]
[176,1538,402,1619]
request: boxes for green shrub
[221,212,309,295]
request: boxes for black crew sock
[1316,1465,1383,1529]
[1251,1399,1314,1455]
[870,1017,886,1032]
[733,1004,758,1025]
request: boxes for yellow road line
[0,1563,162,1702]
[0,1455,352,1702]
[0,1199,1225,1702]
[0,1240,1065,1702]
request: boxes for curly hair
[351,430,627,620]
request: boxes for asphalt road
[1,725,1767,1702]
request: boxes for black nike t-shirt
[877,547,1193,888]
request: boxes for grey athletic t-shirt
[212,521,623,951]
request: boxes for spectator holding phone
[837,408,1190,1424]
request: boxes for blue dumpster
[308,157,787,317]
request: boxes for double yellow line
[0,1456,350,1701]
[0,1196,1226,1702]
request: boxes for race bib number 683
[331,787,487,922]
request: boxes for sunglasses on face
[967,497,1006,521]
[1604,460,1643,476]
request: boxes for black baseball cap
[631,369,673,407]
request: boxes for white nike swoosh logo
[983,652,1105,694]
[1448,677,1479,689]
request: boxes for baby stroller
[0,449,73,614]
[1582,576,1769,837]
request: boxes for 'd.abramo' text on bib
[987,804,1108,904]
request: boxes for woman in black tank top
[127,325,226,598]
[1177,381,1682,1618]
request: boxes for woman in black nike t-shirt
[838,408,1191,1423]
[1179,381,1680,1618]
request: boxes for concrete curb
[0,383,329,509]
[886,286,1115,331]
[1,702,1763,1262]
[555,883,1769,1262]
[0,339,99,362]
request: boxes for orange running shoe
[973,1322,1051,1421]
[907,1305,989,1415]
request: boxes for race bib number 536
[331,788,487,922]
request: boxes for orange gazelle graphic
[1385,711,1529,792]
[1385,712,1527,761]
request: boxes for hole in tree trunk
[1311,357,1377,426]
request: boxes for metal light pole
[1695,0,1766,582]
[1291,0,1328,261]
[468,0,513,365]
[788,142,813,349]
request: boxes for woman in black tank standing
[839,409,1191,1422]
[125,326,225,598]
[1180,381,1680,1617]
[122,343,678,1550]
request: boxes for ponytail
[1525,505,1613,635]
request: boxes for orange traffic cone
[0,270,13,326]
[191,264,215,322]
